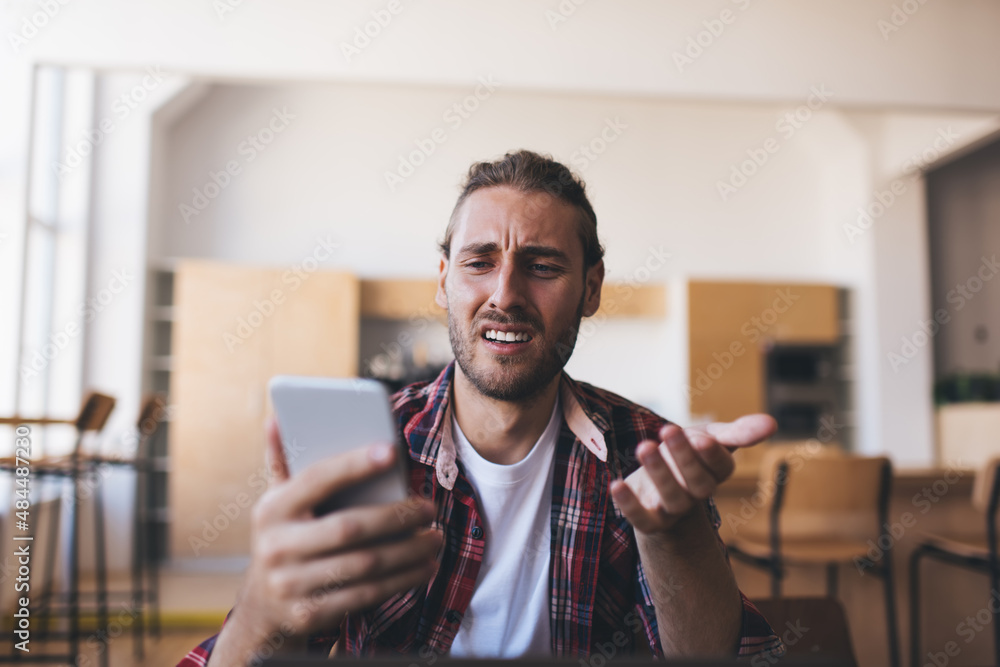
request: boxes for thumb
[265,415,291,485]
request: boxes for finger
[270,528,443,599]
[683,430,735,483]
[285,498,437,560]
[658,427,719,499]
[258,443,400,522]
[323,556,439,616]
[700,414,777,448]
[610,479,661,534]
[265,416,290,485]
[636,438,696,515]
[290,557,438,635]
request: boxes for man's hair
[438,150,605,269]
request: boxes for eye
[465,260,491,270]
[530,264,558,274]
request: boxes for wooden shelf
[360,280,444,320]
[688,280,841,422]
[360,279,667,320]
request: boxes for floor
[0,630,219,666]
[0,567,243,665]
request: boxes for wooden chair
[102,394,168,658]
[909,456,1000,667]
[44,391,117,665]
[752,597,858,666]
[728,454,900,667]
[0,391,116,666]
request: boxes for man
[182,150,784,665]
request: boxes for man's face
[436,186,604,403]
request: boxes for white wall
[845,112,1000,463]
[152,81,1000,464]
[6,0,1000,110]
[2,1,1000,572]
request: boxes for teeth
[483,330,532,342]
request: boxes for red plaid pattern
[178,363,784,664]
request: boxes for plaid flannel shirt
[179,362,784,664]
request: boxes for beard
[448,296,585,403]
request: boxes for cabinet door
[170,260,359,560]
[688,281,839,423]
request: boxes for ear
[582,260,604,318]
[435,255,449,310]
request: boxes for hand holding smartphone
[268,376,410,515]
[208,376,440,663]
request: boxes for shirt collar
[404,361,611,490]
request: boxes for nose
[488,260,528,313]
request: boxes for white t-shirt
[448,397,561,657]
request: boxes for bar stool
[909,456,1000,667]
[728,453,900,667]
[90,394,168,658]
[0,391,116,665]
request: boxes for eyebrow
[456,242,572,263]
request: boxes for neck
[452,366,560,465]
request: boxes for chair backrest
[74,392,116,433]
[135,394,168,460]
[735,444,845,540]
[972,456,1000,514]
[777,456,892,542]
[758,442,846,490]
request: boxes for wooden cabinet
[688,281,840,423]
[169,260,359,559]
[359,278,667,320]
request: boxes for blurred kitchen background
[0,1,999,665]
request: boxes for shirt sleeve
[635,498,786,660]
[174,612,340,665]
[176,633,217,667]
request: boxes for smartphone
[268,376,410,515]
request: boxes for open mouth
[482,329,533,345]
